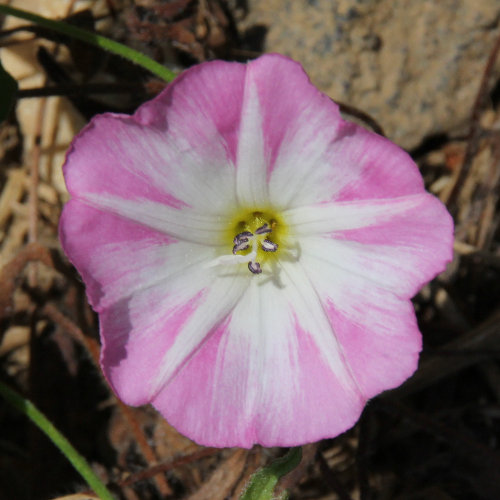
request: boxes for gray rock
[238,0,500,149]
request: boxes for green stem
[240,447,302,500]
[0,380,115,500]
[0,4,176,82]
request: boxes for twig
[376,399,500,470]
[446,30,500,212]
[40,302,172,496]
[1,245,172,495]
[336,100,386,137]
[474,135,500,248]
[453,240,500,269]
[41,302,101,363]
[27,94,46,286]
[386,309,500,398]
[18,82,146,99]
[317,451,353,500]
[187,449,247,500]
[116,402,172,496]
[0,242,53,321]
[119,447,219,488]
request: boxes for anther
[248,261,262,274]
[234,231,253,244]
[233,241,250,254]
[255,223,272,235]
[261,239,278,252]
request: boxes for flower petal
[58,54,455,450]
[59,200,218,311]
[101,273,248,406]
[329,125,427,202]
[235,71,269,207]
[285,194,429,234]
[272,123,426,208]
[61,200,246,405]
[235,54,346,209]
[64,60,251,215]
[240,55,424,209]
[136,60,246,166]
[302,256,423,399]
[79,193,231,245]
[237,56,424,209]
[286,193,453,297]
[151,265,365,448]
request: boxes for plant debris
[1,2,499,499]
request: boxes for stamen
[234,231,253,244]
[248,261,262,274]
[219,213,281,275]
[255,223,272,235]
[233,241,250,254]
[261,239,278,252]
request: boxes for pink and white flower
[59,54,453,448]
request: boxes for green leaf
[240,447,302,500]
[0,58,18,122]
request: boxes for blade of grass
[0,4,176,82]
[0,380,115,500]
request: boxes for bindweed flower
[59,54,453,448]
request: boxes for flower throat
[233,213,279,274]
[217,210,286,274]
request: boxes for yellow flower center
[224,208,289,274]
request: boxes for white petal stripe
[235,75,269,207]
[91,240,217,310]
[283,194,429,235]
[151,274,250,399]
[278,260,361,395]
[80,193,231,245]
